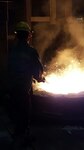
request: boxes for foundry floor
[0,106,84,150]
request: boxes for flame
[33,60,84,95]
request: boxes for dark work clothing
[7,88,31,137]
[7,40,43,139]
[8,40,43,93]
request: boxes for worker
[7,21,44,149]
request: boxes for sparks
[33,59,84,95]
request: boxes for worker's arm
[32,48,45,82]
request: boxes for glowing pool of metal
[33,61,84,98]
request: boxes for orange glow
[33,59,84,95]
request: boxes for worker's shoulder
[27,44,38,55]
[27,44,36,51]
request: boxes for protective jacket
[8,40,43,93]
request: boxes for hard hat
[15,21,31,33]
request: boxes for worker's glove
[38,76,45,83]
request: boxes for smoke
[32,1,84,71]
[44,17,84,74]
[67,17,84,47]
[56,0,72,18]
[33,22,61,58]
[66,17,84,66]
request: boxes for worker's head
[15,21,33,41]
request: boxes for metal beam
[31,17,50,22]
[25,0,31,26]
[50,0,57,24]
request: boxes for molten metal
[33,60,84,95]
